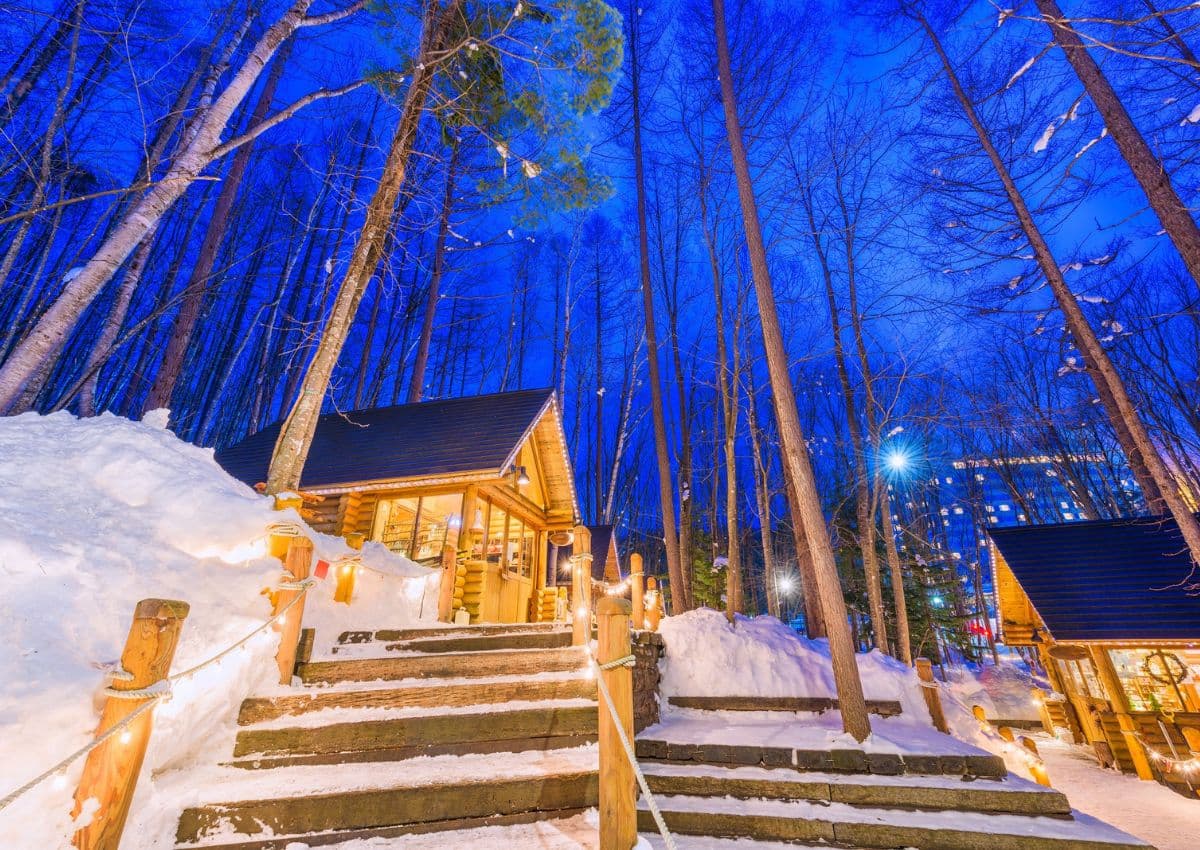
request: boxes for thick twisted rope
[0,573,314,813]
[588,649,677,850]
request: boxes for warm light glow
[278,614,287,626]
[575,606,587,619]
[119,729,132,745]
[52,773,67,790]
[777,575,796,595]
[517,466,531,487]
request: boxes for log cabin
[990,515,1200,796]
[216,388,580,625]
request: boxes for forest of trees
[3,0,1200,709]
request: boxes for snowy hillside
[0,411,436,848]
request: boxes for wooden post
[645,577,662,632]
[915,658,948,733]
[1020,737,1052,787]
[334,533,363,605]
[72,599,189,850]
[1089,645,1156,780]
[437,546,457,623]
[274,536,313,685]
[573,525,592,647]
[1032,687,1056,736]
[630,553,645,630]
[596,597,636,850]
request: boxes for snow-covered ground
[1026,735,1200,850]
[0,411,436,849]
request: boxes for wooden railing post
[597,597,636,850]
[573,525,592,647]
[1020,736,1052,787]
[72,598,189,850]
[332,533,363,606]
[630,553,645,630]
[274,536,313,685]
[644,577,662,632]
[437,546,457,623]
[915,658,948,733]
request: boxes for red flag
[314,559,330,580]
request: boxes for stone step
[297,645,587,685]
[337,622,570,646]
[237,676,595,725]
[666,695,903,717]
[176,770,598,849]
[635,739,1007,778]
[385,629,573,654]
[640,761,1071,817]
[638,794,1152,850]
[231,704,598,768]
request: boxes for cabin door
[1056,658,1109,745]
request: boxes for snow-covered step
[176,748,599,848]
[335,621,570,648]
[641,761,1071,817]
[237,671,594,724]
[635,737,1007,778]
[383,628,573,653]
[638,793,1153,850]
[230,702,599,768]
[667,695,903,717]
[297,645,588,684]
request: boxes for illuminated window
[999,504,1010,512]
[373,493,464,564]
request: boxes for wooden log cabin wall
[990,516,1200,797]
[217,388,581,625]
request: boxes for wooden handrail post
[274,536,313,685]
[915,658,948,733]
[644,577,662,632]
[1032,687,1056,736]
[333,534,363,605]
[573,525,592,647]
[630,553,645,630]
[1020,737,1052,787]
[72,598,189,850]
[597,597,636,850]
[437,546,457,623]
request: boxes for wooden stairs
[633,705,1155,850]
[174,624,598,848]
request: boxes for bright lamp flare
[777,575,796,595]
[884,449,910,472]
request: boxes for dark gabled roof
[559,524,620,581]
[216,388,555,490]
[989,514,1200,642]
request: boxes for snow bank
[657,609,931,724]
[0,411,435,848]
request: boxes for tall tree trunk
[0,0,357,412]
[802,189,889,653]
[144,40,294,413]
[746,375,779,618]
[629,6,688,611]
[1035,0,1200,291]
[713,0,868,740]
[914,6,1200,574]
[266,0,458,493]
[407,141,459,403]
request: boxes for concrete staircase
[174,624,598,849]
[634,717,1155,850]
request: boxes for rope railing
[0,526,319,826]
[585,643,677,850]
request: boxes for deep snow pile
[0,411,435,848]
[658,608,933,722]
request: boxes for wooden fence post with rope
[630,553,645,630]
[573,525,592,647]
[915,657,948,734]
[274,536,313,685]
[597,596,636,849]
[72,598,189,850]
